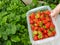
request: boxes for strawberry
[41,11,46,15]
[37,11,41,15]
[50,23,55,28]
[34,26,38,30]
[46,17,51,22]
[31,25,35,31]
[50,27,55,31]
[52,31,56,36]
[34,23,39,27]
[44,35,48,38]
[33,35,38,41]
[30,20,34,24]
[44,10,51,15]
[30,12,35,19]
[43,25,46,29]
[33,19,39,23]
[35,11,41,19]
[41,17,46,20]
[39,21,43,27]
[38,18,41,21]
[33,31,38,35]
[38,31,43,39]
[45,22,50,29]
[47,30,53,37]
[40,15,46,20]
[39,27,44,32]
[43,20,48,24]
[43,30,48,34]
[35,13,40,19]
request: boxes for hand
[50,4,60,19]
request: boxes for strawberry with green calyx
[47,30,53,37]
[50,27,55,32]
[38,31,43,39]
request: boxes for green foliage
[6,40,11,45]
[11,35,20,42]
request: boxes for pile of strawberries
[29,10,56,41]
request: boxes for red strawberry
[34,26,38,30]
[46,17,51,22]
[45,22,51,28]
[30,12,35,19]
[34,19,39,23]
[33,35,38,41]
[44,10,51,15]
[44,35,48,38]
[40,15,46,20]
[30,20,34,24]
[52,31,56,36]
[50,23,55,28]
[31,25,35,31]
[39,27,44,31]
[38,18,41,21]
[41,12,44,15]
[43,20,48,24]
[43,30,48,34]
[37,11,41,15]
[41,17,46,20]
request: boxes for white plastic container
[26,6,60,45]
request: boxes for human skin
[51,4,60,19]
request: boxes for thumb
[50,10,57,20]
[50,11,56,17]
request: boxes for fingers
[50,10,58,20]
[50,4,60,20]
